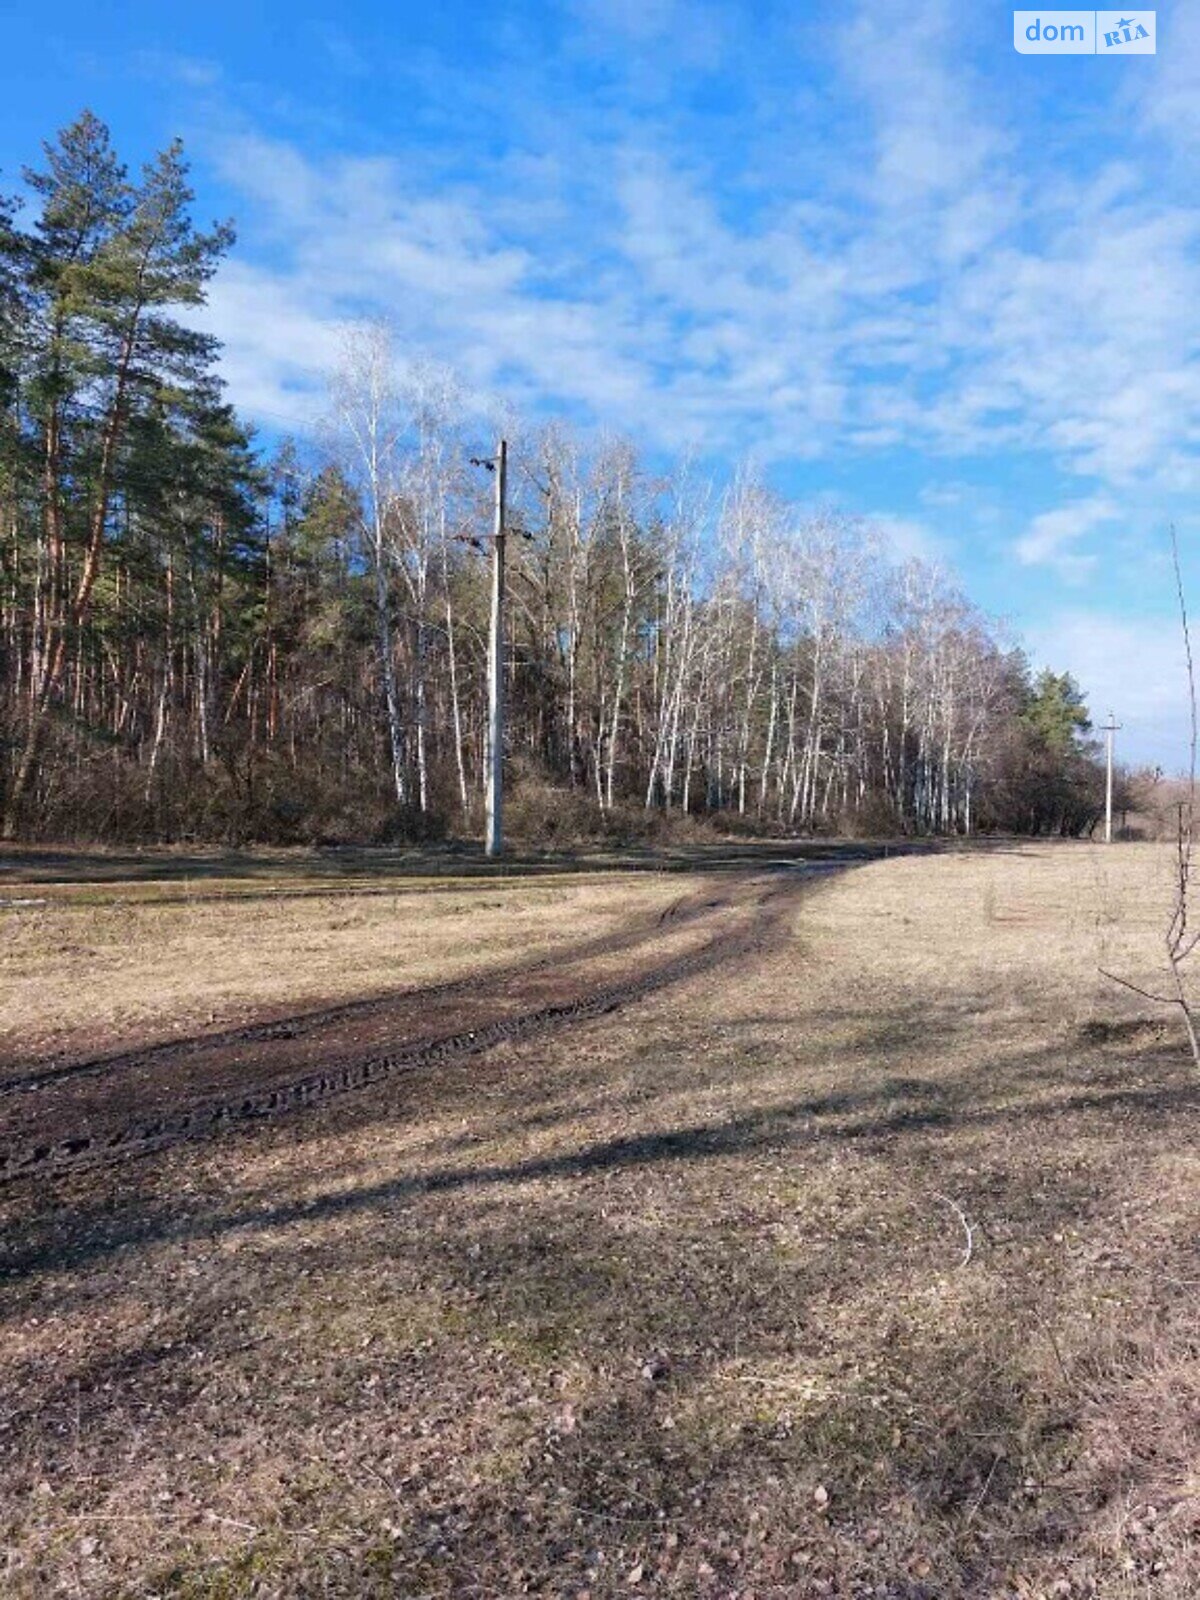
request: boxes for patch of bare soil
[0,875,792,1182]
[3,843,1200,1599]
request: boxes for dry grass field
[0,866,691,1063]
[3,841,1200,1598]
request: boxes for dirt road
[0,866,820,1184]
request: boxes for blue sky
[1,0,1198,768]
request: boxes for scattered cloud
[869,513,951,567]
[309,24,371,78]
[134,50,222,89]
[565,0,729,68]
[192,3,1200,507]
[199,262,344,430]
[1138,0,1200,150]
[1016,497,1121,579]
[130,0,1200,768]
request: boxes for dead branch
[1097,968,1176,1008]
[1103,527,1200,1068]
[964,1451,1002,1526]
[1168,523,1200,1068]
[932,1191,975,1267]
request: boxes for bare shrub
[1104,527,1200,1067]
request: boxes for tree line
[0,115,1109,845]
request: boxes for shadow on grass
[4,969,1196,1596]
[4,1086,1139,1599]
[4,1008,1194,1288]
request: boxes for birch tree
[330,321,409,809]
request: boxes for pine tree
[2,114,234,834]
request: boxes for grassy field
[0,864,689,1063]
[2,841,1199,1597]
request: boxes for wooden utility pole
[485,439,507,858]
[1101,711,1121,843]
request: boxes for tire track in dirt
[0,881,736,1100]
[0,871,814,1186]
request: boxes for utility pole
[485,439,507,858]
[1101,711,1122,844]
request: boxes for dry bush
[836,791,902,840]
[504,779,738,849]
[1124,773,1194,844]
[503,778,606,846]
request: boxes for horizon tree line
[0,114,1113,845]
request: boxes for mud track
[0,869,819,1186]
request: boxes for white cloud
[869,513,952,567]
[566,0,728,68]
[919,481,972,509]
[837,0,1006,206]
[1138,0,1200,149]
[196,136,665,440]
[1015,497,1121,579]
[199,262,344,429]
[185,0,1200,506]
[310,24,370,78]
[134,50,222,89]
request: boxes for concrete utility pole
[1101,711,1122,844]
[485,439,508,858]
